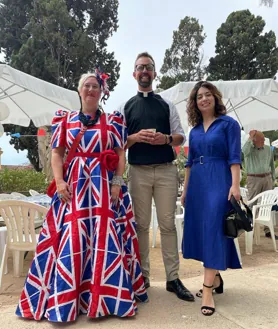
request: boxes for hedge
[0,168,48,195]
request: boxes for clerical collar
[137,90,154,98]
[257,147,264,150]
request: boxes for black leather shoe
[143,276,150,289]
[166,278,195,302]
[265,232,278,240]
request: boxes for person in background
[242,130,277,239]
[119,52,194,302]
[181,81,242,316]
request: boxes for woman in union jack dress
[16,70,148,322]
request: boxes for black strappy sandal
[196,273,224,298]
[201,284,215,316]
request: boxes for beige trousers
[128,163,179,281]
[247,175,273,233]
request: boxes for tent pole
[251,97,278,111]
[0,84,30,119]
[228,99,244,129]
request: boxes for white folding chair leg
[175,215,183,253]
[245,230,254,255]
[254,224,261,246]
[268,225,278,252]
[13,250,24,277]
[0,244,8,291]
[234,238,242,265]
[176,228,182,253]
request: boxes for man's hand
[135,129,156,144]
[249,130,257,140]
[149,132,167,145]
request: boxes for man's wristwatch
[167,135,173,145]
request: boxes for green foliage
[264,130,278,142]
[156,76,177,91]
[207,10,278,81]
[174,148,187,185]
[264,130,278,160]
[240,166,247,187]
[0,0,120,170]
[0,168,48,194]
[260,0,274,6]
[123,162,129,185]
[157,16,206,90]
[0,0,32,60]
[10,0,120,90]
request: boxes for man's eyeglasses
[135,64,155,72]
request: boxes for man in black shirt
[119,52,194,302]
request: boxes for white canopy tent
[0,64,80,127]
[272,139,278,148]
[159,79,278,135]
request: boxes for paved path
[1,263,278,329]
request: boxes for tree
[0,0,120,170]
[157,16,206,90]
[260,0,274,6]
[207,10,278,81]
[0,0,33,60]
[11,0,120,90]
[156,76,177,91]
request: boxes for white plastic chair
[0,194,15,200]
[152,200,184,253]
[11,192,26,198]
[151,203,159,248]
[0,227,8,275]
[240,187,249,203]
[234,238,242,265]
[273,188,278,226]
[175,201,184,253]
[29,189,40,196]
[245,190,278,255]
[0,200,47,290]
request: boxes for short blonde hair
[78,72,100,92]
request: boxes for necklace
[79,109,102,127]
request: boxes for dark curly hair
[187,81,227,127]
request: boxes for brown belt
[247,172,271,178]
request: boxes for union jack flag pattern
[16,110,148,322]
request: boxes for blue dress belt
[193,156,226,165]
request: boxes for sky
[0,0,277,165]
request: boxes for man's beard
[138,74,152,88]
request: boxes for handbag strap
[64,125,88,168]
[100,112,108,150]
[64,111,108,167]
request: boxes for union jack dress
[16,110,148,322]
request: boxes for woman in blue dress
[181,81,241,316]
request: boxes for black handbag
[224,196,253,238]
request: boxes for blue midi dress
[182,115,242,270]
